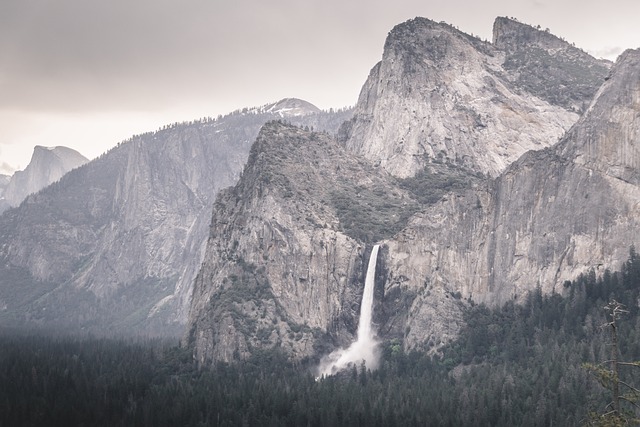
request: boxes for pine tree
[584,300,640,426]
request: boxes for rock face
[186,122,421,364]
[2,146,88,210]
[3,14,635,367]
[0,101,351,335]
[385,48,640,352]
[340,17,608,179]
[0,175,10,213]
[187,20,635,364]
[0,175,10,196]
[493,17,612,113]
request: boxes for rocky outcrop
[2,146,88,209]
[493,17,612,113]
[0,175,10,196]
[385,49,640,352]
[340,17,608,179]
[0,101,351,335]
[188,24,636,364]
[186,122,421,364]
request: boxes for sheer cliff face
[493,17,612,113]
[0,103,351,335]
[187,122,419,364]
[387,49,640,352]
[188,18,623,363]
[559,50,640,185]
[3,146,88,209]
[340,18,608,179]
[484,48,640,302]
[0,122,253,335]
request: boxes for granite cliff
[186,119,489,363]
[188,123,366,363]
[385,48,640,352]
[2,15,635,366]
[0,100,351,335]
[340,17,609,179]
[188,19,635,363]
[2,146,88,211]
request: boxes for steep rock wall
[340,17,589,178]
[384,49,640,352]
[0,103,351,335]
[187,122,423,364]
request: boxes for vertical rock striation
[339,17,607,179]
[186,122,423,364]
[385,48,640,352]
[0,101,351,335]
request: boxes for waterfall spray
[317,245,381,377]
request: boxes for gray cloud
[1,0,639,170]
[0,0,402,113]
[3,0,636,115]
[590,46,625,60]
[1,1,248,110]
[0,162,14,175]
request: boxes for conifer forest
[2,249,640,426]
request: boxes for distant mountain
[2,146,88,210]
[260,98,322,117]
[0,99,352,336]
[0,175,10,213]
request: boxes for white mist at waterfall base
[317,245,381,377]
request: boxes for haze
[1,0,638,173]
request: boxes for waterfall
[355,244,379,343]
[317,244,381,377]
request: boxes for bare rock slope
[0,101,350,335]
[386,48,640,352]
[187,19,634,363]
[340,17,609,179]
[2,146,88,210]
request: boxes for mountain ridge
[188,19,638,363]
[338,16,606,179]
[384,46,640,352]
[0,100,352,336]
[2,145,88,211]
[1,15,637,368]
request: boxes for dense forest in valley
[2,248,640,426]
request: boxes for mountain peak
[491,16,611,113]
[2,145,88,208]
[32,145,88,162]
[492,17,568,51]
[384,17,490,66]
[263,98,321,117]
[341,16,578,179]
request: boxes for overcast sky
[1,0,638,174]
